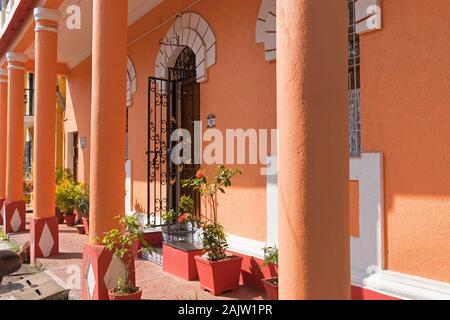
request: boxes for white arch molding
[127,56,137,107]
[155,12,216,83]
[256,0,276,62]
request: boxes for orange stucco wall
[64,0,275,242]
[64,57,92,183]
[349,181,360,238]
[361,0,450,282]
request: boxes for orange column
[30,7,61,261]
[3,52,27,234]
[277,0,351,299]
[82,0,129,300]
[0,69,7,225]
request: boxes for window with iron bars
[348,0,361,157]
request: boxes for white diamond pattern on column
[86,258,96,300]
[104,255,126,291]
[10,209,21,232]
[39,222,54,257]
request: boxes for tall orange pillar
[277,0,351,299]
[30,7,61,262]
[82,0,130,300]
[3,52,27,234]
[0,69,7,226]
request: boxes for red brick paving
[8,214,265,300]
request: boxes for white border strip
[353,269,450,300]
[226,234,265,260]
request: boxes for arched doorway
[168,47,201,219]
[147,46,201,229]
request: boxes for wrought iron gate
[147,47,200,228]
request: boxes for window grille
[348,0,361,157]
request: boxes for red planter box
[108,288,143,301]
[65,214,76,227]
[163,242,203,281]
[144,231,163,247]
[261,278,278,300]
[195,255,243,296]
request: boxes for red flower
[196,170,204,180]
[178,213,189,223]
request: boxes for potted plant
[98,215,153,300]
[55,169,74,224]
[260,246,279,300]
[77,184,90,234]
[161,208,178,237]
[55,179,78,227]
[184,165,243,296]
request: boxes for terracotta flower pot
[108,288,143,301]
[194,255,243,296]
[65,214,76,227]
[82,217,89,235]
[55,208,65,224]
[261,278,279,300]
[76,225,86,235]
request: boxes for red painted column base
[82,243,136,300]
[30,216,59,262]
[0,199,4,226]
[2,200,26,233]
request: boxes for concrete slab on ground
[0,272,68,300]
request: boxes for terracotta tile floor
[8,214,264,300]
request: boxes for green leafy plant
[201,223,228,261]
[179,195,194,214]
[55,179,79,215]
[76,183,89,218]
[97,215,154,295]
[56,168,74,185]
[261,246,278,268]
[182,165,242,223]
[0,231,8,241]
[161,209,178,224]
[181,165,241,261]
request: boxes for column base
[2,200,26,233]
[30,217,59,262]
[82,243,136,300]
[0,199,4,226]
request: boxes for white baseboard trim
[352,269,450,300]
[226,234,266,260]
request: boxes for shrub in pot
[55,179,78,227]
[77,184,90,234]
[184,165,243,295]
[194,222,243,295]
[98,215,153,300]
[260,246,279,300]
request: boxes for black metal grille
[147,47,201,229]
[348,0,361,157]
